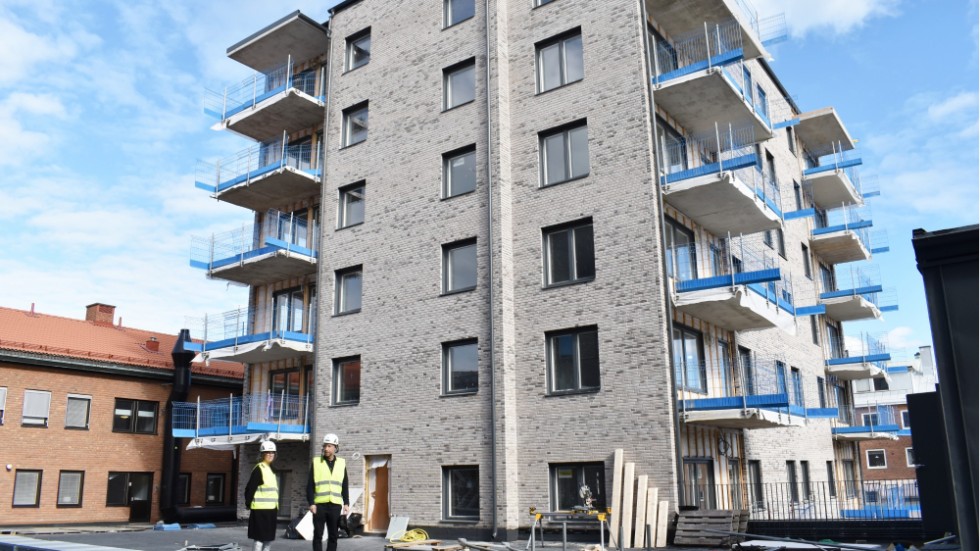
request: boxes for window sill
[546,388,600,397]
[443,15,474,30]
[543,277,594,290]
[442,99,475,113]
[21,423,48,428]
[441,286,477,297]
[333,309,361,318]
[65,426,90,431]
[535,77,584,97]
[331,402,359,408]
[343,63,369,75]
[340,139,367,151]
[440,519,480,524]
[441,391,478,398]
[540,173,590,189]
[56,504,83,509]
[337,221,364,231]
[442,188,477,201]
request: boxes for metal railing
[805,143,862,175]
[813,203,872,253]
[172,391,311,437]
[203,56,320,121]
[676,352,795,403]
[669,233,788,292]
[682,479,920,520]
[827,332,890,363]
[835,403,899,428]
[196,135,321,193]
[192,303,316,353]
[190,209,318,270]
[659,123,758,182]
[652,19,745,84]
[719,61,772,125]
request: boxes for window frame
[57,470,84,508]
[801,244,812,279]
[442,238,478,295]
[13,469,42,507]
[345,28,371,72]
[549,462,606,514]
[664,217,697,281]
[533,0,556,6]
[443,58,476,111]
[112,398,159,435]
[335,265,363,315]
[333,356,361,406]
[176,473,191,506]
[673,323,706,393]
[901,409,910,429]
[542,218,595,287]
[205,473,226,505]
[539,120,590,187]
[546,326,600,395]
[443,339,479,396]
[443,145,477,198]
[342,101,369,147]
[444,0,476,28]
[22,389,51,427]
[905,447,916,467]
[442,465,480,521]
[0,386,6,425]
[338,182,365,229]
[65,394,91,430]
[866,449,887,469]
[536,29,584,93]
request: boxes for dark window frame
[342,101,369,148]
[333,356,362,406]
[443,339,479,396]
[546,326,600,395]
[549,462,606,514]
[345,28,371,72]
[539,120,590,187]
[444,0,476,28]
[13,469,42,508]
[673,323,706,393]
[176,473,191,506]
[443,145,478,198]
[536,28,584,93]
[65,394,91,430]
[542,218,595,287]
[338,182,366,229]
[56,470,84,508]
[335,265,363,315]
[443,58,477,111]
[442,465,480,521]
[442,238,478,295]
[112,398,159,435]
[205,473,226,505]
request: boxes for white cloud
[754,0,899,38]
[927,91,979,122]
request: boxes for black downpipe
[161,329,194,523]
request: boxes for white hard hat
[260,441,277,453]
[323,433,340,449]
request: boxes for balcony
[803,146,864,209]
[795,108,856,157]
[226,11,328,73]
[645,0,786,61]
[825,333,891,381]
[187,304,315,364]
[810,204,873,264]
[660,125,782,235]
[196,138,321,212]
[190,210,317,286]
[677,354,821,429]
[810,264,898,322]
[204,58,324,140]
[670,234,797,332]
[172,392,311,449]
[832,405,901,441]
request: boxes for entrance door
[364,455,390,533]
[128,473,153,522]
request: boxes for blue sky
[0,0,976,358]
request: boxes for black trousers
[312,502,342,551]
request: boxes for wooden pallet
[672,509,736,546]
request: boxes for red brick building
[0,303,242,527]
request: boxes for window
[802,244,812,279]
[800,461,811,500]
[336,266,363,314]
[206,474,225,505]
[176,473,190,506]
[270,369,301,420]
[842,459,857,497]
[794,181,803,210]
[540,121,589,186]
[748,460,764,511]
[112,399,158,434]
[443,146,477,198]
[906,447,916,467]
[810,317,820,346]
[339,183,365,228]
[273,287,305,333]
[683,458,716,509]
[775,228,786,257]
[443,239,478,293]
[0,386,6,425]
[664,217,696,281]
[550,463,605,511]
[673,324,705,392]
[756,85,768,120]
[790,367,803,406]
[820,264,835,293]
[13,470,42,507]
[817,377,826,408]
[345,29,371,71]
[333,356,361,406]
[57,471,83,507]
[443,340,479,394]
[106,472,151,506]
[444,0,475,27]
[738,346,755,395]
[786,461,799,502]
[901,410,910,429]
[657,116,687,173]
[826,461,837,498]
[65,395,91,429]
[866,449,886,469]
[873,377,889,391]
[775,361,788,396]
[862,412,880,426]
[444,59,476,110]
[443,466,479,520]
[342,102,369,147]
[786,127,796,153]
[22,390,51,427]
[547,326,600,394]
[763,229,774,248]
[543,219,595,286]
[537,30,583,93]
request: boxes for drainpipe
[483,0,499,540]
[161,329,195,523]
[637,0,687,509]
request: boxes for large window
[345,28,371,71]
[444,0,475,28]
[339,182,365,228]
[443,239,478,294]
[106,472,152,507]
[543,219,595,286]
[442,466,479,520]
[206,474,225,505]
[790,367,803,406]
[550,462,605,511]
[342,102,369,147]
[57,471,84,507]
[673,324,705,393]
[444,59,476,110]
[656,116,687,173]
[683,458,716,509]
[270,369,301,419]
[547,326,600,394]
[664,217,695,281]
[443,339,479,395]
[537,30,583,93]
[273,287,305,333]
[443,146,477,198]
[335,266,363,315]
[866,449,886,469]
[22,389,51,427]
[748,460,764,511]
[540,121,589,186]
[13,470,41,507]
[65,395,91,429]
[113,399,158,434]
[333,356,361,406]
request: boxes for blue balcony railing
[812,203,873,250]
[189,210,318,273]
[652,19,746,85]
[204,57,320,121]
[196,137,321,195]
[804,146,863,177]
[172,392,310,438]
[832,404,901,438]
[185,304,316,357]
[826,332,891,368]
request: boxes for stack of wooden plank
[672,509,745,547]
[607,449,669,549]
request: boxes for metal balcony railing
[652,19,745,85]
[835,403,900,429]
[190,209,318,272]
[172,391,310,438]
[826,332,890,366]
[660,124,758,184]
[804,144,863,176]
[196,136,321,195]
[676,353,801,407]
[204,56,320,121]
[812,203,873,252]
[192,303,316,354]
[719,61,772,126]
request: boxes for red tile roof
[0,305,243,380]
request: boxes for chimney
[85,303,116,325]
[146,337,160,352]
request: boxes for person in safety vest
[307,433,349,551]
[245,440,279,551]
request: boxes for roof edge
[330,0,364,16]
[226,10,327,56]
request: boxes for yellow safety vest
[312,456,346,505]
[251,462,279,510]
